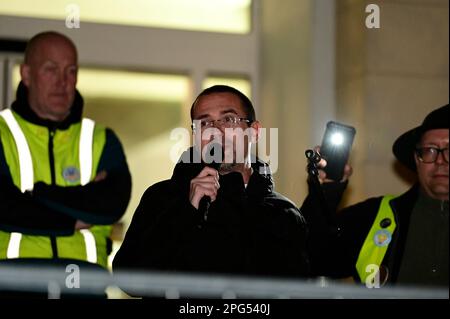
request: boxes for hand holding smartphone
[320,121,356,181]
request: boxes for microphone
[198,143,223,222]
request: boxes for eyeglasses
[192,116,251,130]
[415,147,449,163]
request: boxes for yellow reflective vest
[355,195,397,284]
[0,108,111,268]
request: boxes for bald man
[0,31,131,296]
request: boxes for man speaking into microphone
[113,86,310,296]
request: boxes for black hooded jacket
[113,150,310,281]
[0,82,132,236]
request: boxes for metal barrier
[0,264,448,299]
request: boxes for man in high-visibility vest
[303,104,448,288]
[0,31,131,296]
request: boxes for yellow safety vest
[355,195,397,285]
[0,108,111,268]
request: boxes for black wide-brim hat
[392,104,449,171]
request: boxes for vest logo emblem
[373,229,392,247]
[63,166,80,183]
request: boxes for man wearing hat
[303,104,448,288]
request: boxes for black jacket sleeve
[0,143,76,235]
[301,180,352,277]
[32,129,132,225]
[113,180,203,273]
[302,179,382,279]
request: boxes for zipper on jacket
[48,129,56,185]
[48,128,59,259]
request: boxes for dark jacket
[0,82,132,236]
[302,181,432,284]
[113,152,310,282]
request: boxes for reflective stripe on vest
[0,109,34,192]
[355,195,397,283]
[80,229,97,263]
[6,232,22,259]
[79,118,95,186]
[0,109,97,263]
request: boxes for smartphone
[320,121,356,181]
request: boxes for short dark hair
[24,31,77,64]
[190,85,256,123]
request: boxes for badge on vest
[63,166,80,183]
[373,229,392,247]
